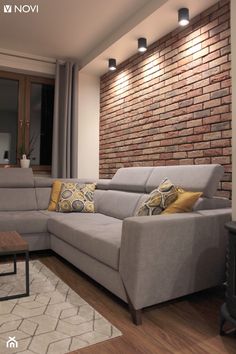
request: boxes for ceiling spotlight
[108,58,116,71]
[138,37,147,53]
[178,8,189,26]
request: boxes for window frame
[0,70,54,172]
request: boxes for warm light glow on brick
[115,72,130,94]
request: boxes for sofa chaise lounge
[0,165,231,324]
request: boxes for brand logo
[3,4,39,13]
[4,5,12,13]
[6,336,18,349]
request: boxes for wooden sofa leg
[128,304,142,325]
[123,286,142,325]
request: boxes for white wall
[231,0,236,219]
[78,72,100,179]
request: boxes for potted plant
[19,135,37,168]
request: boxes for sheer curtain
[52,61,79,178]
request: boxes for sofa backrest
[109,167,152,193]
[109,164,224,198]
[96,164,225,219]
[34,176,109,211]
[0,168,37,211]
[34,177,53,210]
[96,190,143,219]
[145,164,224,197]
[0,164,227,217]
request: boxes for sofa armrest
[119,210,231,310]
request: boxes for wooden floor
[36,254,236,354]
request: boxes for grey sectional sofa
[0,165,231,324]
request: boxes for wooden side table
[0,231,29,301]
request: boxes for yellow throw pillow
[136,178,178,216]
[162,188,202,214]
[57,182,96,213]
[48,180,62,211]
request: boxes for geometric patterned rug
[0,261,122,354]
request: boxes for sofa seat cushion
[48,213,122,270]
[0,211,49,234]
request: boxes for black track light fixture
[178,8,189,26]
[108,58,116,71]
[138,37,147,53]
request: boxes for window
[0,71,54,169]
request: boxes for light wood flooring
[35,254,236,354]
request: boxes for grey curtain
[52,61,79,178]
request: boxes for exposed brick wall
[100,0,231,198]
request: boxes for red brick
[179,159,194,165]
[209,22,229,37]
[221,45,230,56]
[192,47,209,60]
[203,98,221,109]
[194,142,211,150]
[211,122,230,131]
[211,139,230,147]
[222,130,231,138]
[203,50,220,64]
[194,94,210,104]
[220,29,230,40]
[179,99,193,108]
[188,150,204,158]
[212,156,230,164]
[100,0,231,198]
[203,148,222,156]
[209,55,228,68]
[203,132,221,140]
[203,82,220,93]
[178,144,194,151]
[203,115,221,124]
[211,88,229,99]
[194,125,211,134]
[187,119,202,128]
[221,95,231,104]
[223,147,231,155]
[173,152,188,159]
[195,158,211,165]
[210,72,230,83]
[200,19,218,35]
[222,182,232,190]
[210,38,229,52]
[193,109,211,119]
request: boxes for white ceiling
[0,0,152,60]
[0,0,219,76]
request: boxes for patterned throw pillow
[136,178,178,216]
[57,182,96,213]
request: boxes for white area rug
[0,260,121,354]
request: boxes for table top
[225,222,236,233]
[0,231,28,253]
